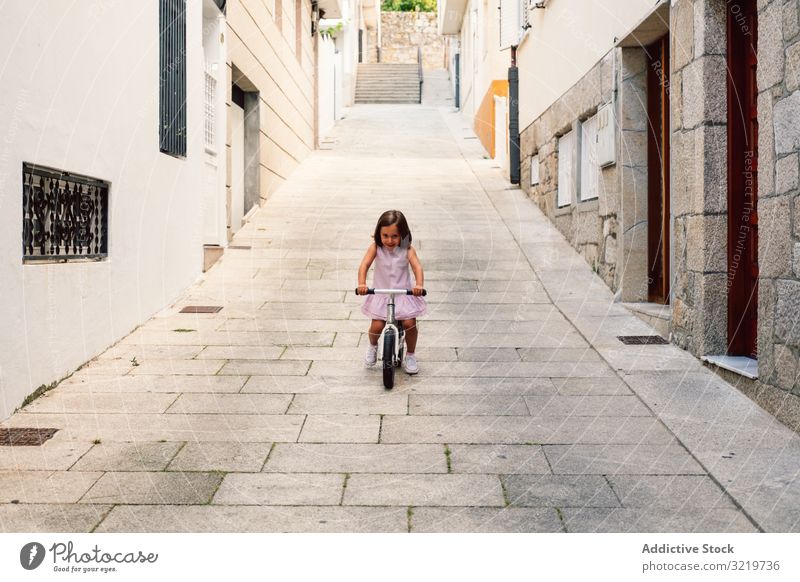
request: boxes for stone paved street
[2,80,800,533]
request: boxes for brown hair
[373,210,412,248]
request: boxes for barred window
[22,163,109,262]
[159,0,187,157]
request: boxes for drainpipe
[454,52,460,109]
[509,45,520,185]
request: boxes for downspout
[509,45,520,184]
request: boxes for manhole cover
[0,428,59,446]
[180,306,223,314]
[617,335,669,345]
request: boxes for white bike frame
[373,289,405,364]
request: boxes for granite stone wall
[378,11,446,70]
[519,53,620,291]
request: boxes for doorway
[646,34,670,305]
[726,0,759,358]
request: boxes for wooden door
[727,0,759,358]
[646,35,671,304]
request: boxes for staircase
[355,63,421,104]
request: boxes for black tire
[382,328,396,390]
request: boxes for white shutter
[530,154,540,186]
[499,0,521,49]
[580,115,599,201]
[557,130,574,208]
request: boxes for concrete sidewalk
[2,91,799,532]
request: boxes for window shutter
[159,0,187,157]
[557,130,575,208]
[580,115,599,201]
[499,0,521,49]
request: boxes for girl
[356,210,426,374]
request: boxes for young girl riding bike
[356,210,426,374]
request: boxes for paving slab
[543,444,705,475]
[503,475,621,508]
[219,360,311,376]
[80,472,223,504]
[166,394,293,414]
[409,395,529,416]
[213,473,344,505]
[561,507,759,533]
[381,415,677,445]
[5,413,304,442]
[0,504,111,533]
[298,414,381,443]
[343,474,505,506]
[265,441,447,473]
[58,374,247,394]
[71,442,184,471]
[0,441,93,471]
[523,395,652,417]
[448,444,550,474]
[0,471,102,503]
[168,442,272,472]
[411,507,563,533]
[289,394,407,415]
[95,505,408,532]
[23,392,178,414]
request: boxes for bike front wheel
[382,328,396,390]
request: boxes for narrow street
[2,76,798,533]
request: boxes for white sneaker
[403,354,419,375]
[364,345,377,366]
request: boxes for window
[530,154,540,186]
[557,130,575,208]
[22,163,109,262]
[159,0,187,157]
[499,0,522,49]
[580,114,599,201]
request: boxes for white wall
[0,2,206,419]
[517,0,658,129]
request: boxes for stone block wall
[671,0,800,399]
[669,0,730,357]
[519,53,620,291]
[379,11,446,70]
[756,0,800,395]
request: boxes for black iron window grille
[22,163,109,262]
[159,0,187,157]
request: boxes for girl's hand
[357,284,368,295]
[412,285,424,296]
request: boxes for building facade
[438,0,513,169]
[0,0,342,420]
[498,0,800,423]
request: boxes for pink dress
[361,245,427,321]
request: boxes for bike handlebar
[355,288,427,296]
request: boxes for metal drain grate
[0,428,59,446]
[180,306,223,314]
[617,335,669,345]
[228,245,252,250]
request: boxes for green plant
[173,328,196,333]
[444,444,452,473]
[130,356,139,367]
[381,0,436,11]
[19,380,59,409]
[320,22,343,40]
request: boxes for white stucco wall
[517,0,659,130]
[0,2,206,420]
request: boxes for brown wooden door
[727,0,759,358]
[646,36,671,305]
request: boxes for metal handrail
[417,46,423,103]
